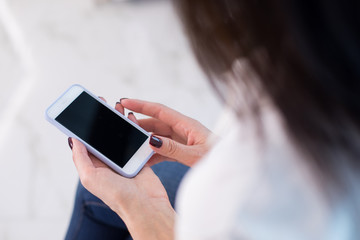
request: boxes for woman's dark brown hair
[174,0,360,194]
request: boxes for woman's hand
[71,138,175,240]
[70,97,176,239]
[117,99,213,167]
[70,98,212,239]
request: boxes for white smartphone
[45,84,154,178]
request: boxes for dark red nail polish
[150,135,162,148]
[128,112,134,115]
[68,137,73,150]
[116,101,121,105]
[119,98,128,103]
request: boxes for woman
[66,0,360,239]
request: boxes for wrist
[117,198,175,240]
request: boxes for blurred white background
[0,0,221,239]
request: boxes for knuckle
[167,140,178,156]
[156,103,164,108]
[153,105,162,119]
[154,103,166,117]
[188,117,201,126]
[191,118,200,126]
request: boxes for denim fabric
[65,161,189,240]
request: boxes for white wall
[0,0,221,239]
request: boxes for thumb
[149,135,200,166]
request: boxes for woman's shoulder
[175,107,355,239]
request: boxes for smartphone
[45,84,154,178]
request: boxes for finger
[98,96,107,103]
[88,152,108,168]
[145,153,168,167]
[71,138,96,182]
[121,99,195,128]
[128,112,138,124]
[138,118,186,144]
[115,101,125,115]
[149,135,202,166]
[137,118,173,136]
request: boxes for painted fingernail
[119,98,128,103]
[68,137,73,150]
[150,135,162,148]
[128,112,134,115]
[116,101,121,105]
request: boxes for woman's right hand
[116,99,213,167]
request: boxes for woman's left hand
[70,138,175,240]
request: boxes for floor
[0,0,221,239]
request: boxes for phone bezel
[46,84,154,178]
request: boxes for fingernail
[119,98,128,103]
[116,101,121,105]
[128,112,134,115]
[98,96,103,99]
[68,137,73,150]
[150,135,162,148]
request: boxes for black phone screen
[55,91,148,168]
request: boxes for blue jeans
[65,161,189,240]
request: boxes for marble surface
[0,0,221,239]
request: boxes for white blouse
[175,107,358,240]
